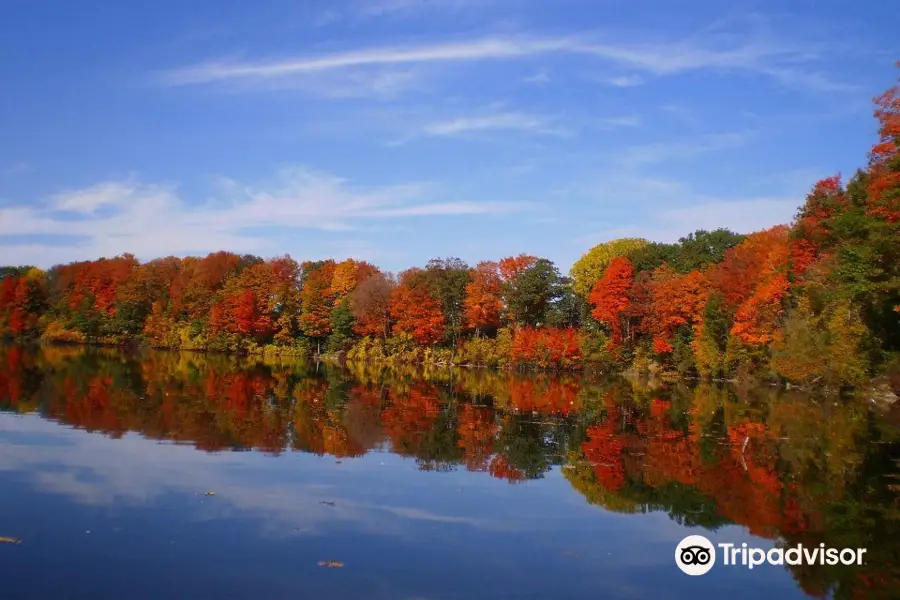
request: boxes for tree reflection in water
[1,343,899,599]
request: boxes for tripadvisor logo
[675,535,716,576]
[675,535,867,576]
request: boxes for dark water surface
[1,344,899,599]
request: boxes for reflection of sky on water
[0,413,809,600]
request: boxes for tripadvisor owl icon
[675,535,716,576]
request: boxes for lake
[0,344,898,599]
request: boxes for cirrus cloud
[154,31,851,94]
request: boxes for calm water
[1,345,899,600]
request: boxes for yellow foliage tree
[570,238,648,297]
[771,297,870,386]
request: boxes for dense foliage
[2,72,900,386]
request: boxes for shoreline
[6,336,898,402]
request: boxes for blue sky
[0,0,896,272]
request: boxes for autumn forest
[2,74,899,388]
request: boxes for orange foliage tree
[499,254,538,282]
[727,231,791,346]
[867,76,900,223]
[331,259,379,303]
[389,271,446,345]
[169,252,245,320]
[208,257,301,343]
[299,261,336,348]
[464,261,503,334]
[644,266,708,354]
[708,226,789,311]
[509,327,582,368]
[588,257,635,346]
[352,272,395,339]
[211,289,274,338]
[791,176,847,271]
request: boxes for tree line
[1,70,899,386]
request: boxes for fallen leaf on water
[0,536,21,544]
[317,561,344,568]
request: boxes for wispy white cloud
[522,68,550,85]
[155,32,849,93]
[182,64,426,99]
[0,168,530,267]
[157,38,570,85]
[601,74,644,87]
[51,180,143,214]
[759,66,860,92]
[595,115,642,129]
[300,67,424,99]
[421,111,566,137]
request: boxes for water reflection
[1,344,899,599]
